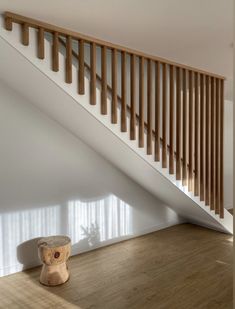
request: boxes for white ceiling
[0,0,233,97]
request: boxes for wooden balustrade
[155,62,160,161]
[169,65,174,174]
[139,56,144,148]
[210,77,215,210]
[121,51,127,132]
[4,11,226,218]
[112,49,118,124]
[205,76,210,205]
[200,74,205,202]
[176,67,182,180]
[52,32,59,72]
[5,16,12,31]
[194,72,199,196]
[21,23,29,46]
[162,63,167,167]
[130,54,136,140]
[215,79,220,215]
[78,39,85,95]
[147,59,152,155]
[65,35,72,83]
[101,46,107,115]
[90,42,96,105]
[182,69,187,186]
[37,27,44,59]
[188,70,193,191]
[220,80,224,218]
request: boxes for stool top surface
[38,235,71,248]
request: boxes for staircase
[0,12,233,233]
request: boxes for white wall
[0,80,181,277]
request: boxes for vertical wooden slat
[194,72,199,195]
[210,77,215,210]
[52,32,59,72]
[101,46,107,115]
[65,35,72,83]
[169,65,174,174]
[5,17,12,31]
[22,23,29,46]
[139,56,144,147]
[220,79,224,218]
[121,51,127,132]
[130,54,136,140]
[188,71,193,191]
[205,76,210,205]
[147,59,152,154]
[111,49,118,124]
[37,27,44,59]
[90,42,96,105]
[215,78,220,214]
[200,74,205,201]
[155,62,160,161]
[78,39,85,95]
[162,63,167,168]
[182,69,187,186]
[176,67,182,180]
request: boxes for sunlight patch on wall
[0,195,133,276]
[68,195,133,247]
[0,205,60,276]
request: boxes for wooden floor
[0,224,233,309]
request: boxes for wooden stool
[38,236,71,286]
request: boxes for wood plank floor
[0,224,233,309]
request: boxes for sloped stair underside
[0,21,232,234]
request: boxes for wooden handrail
[4,11,225,80]
[4,12,225,218]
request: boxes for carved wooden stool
[38,235,71,286]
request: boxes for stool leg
[40,263,69,286]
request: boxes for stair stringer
[0,21,232,234]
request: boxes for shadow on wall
[17,237,42,270]
[0,194,133,276]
